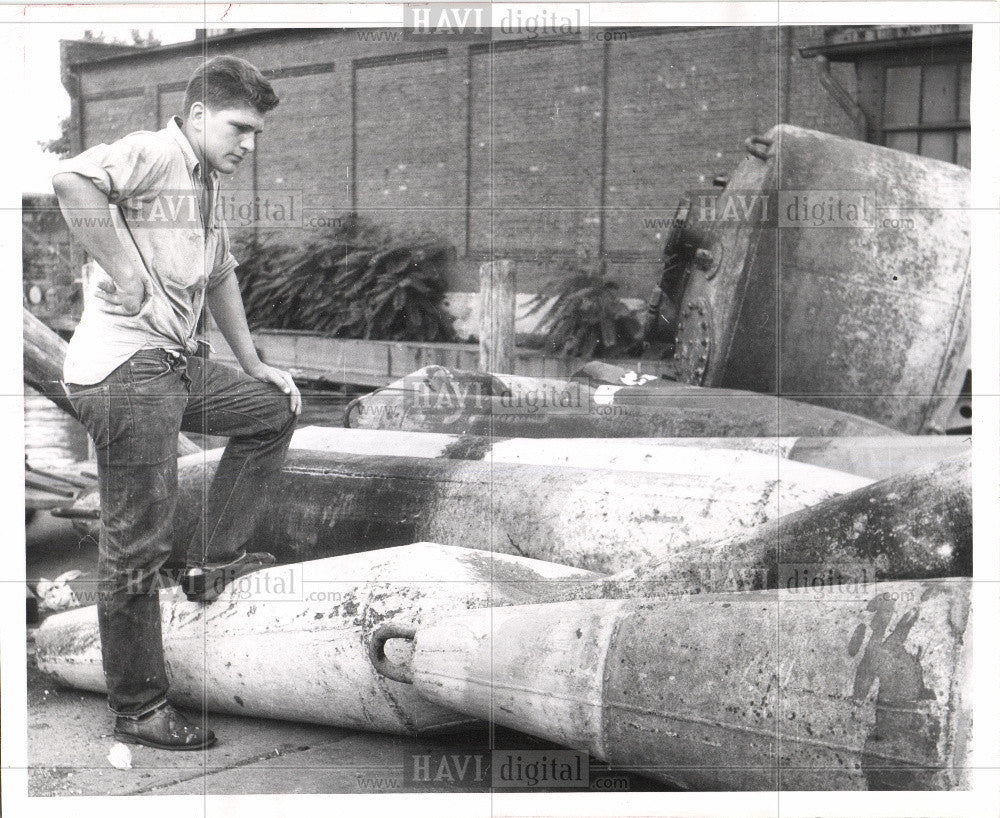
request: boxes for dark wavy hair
[183,55,279,117]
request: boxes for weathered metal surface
[70,444,866,574]
[34,544,598,734]
[347,366,901,438]
[383,580,971,789]
[583,454,972,599]
[292,425,967,480]
[674,125,970,433]
[674,299,713,385]
[376,365,508,399]
[784,434,969,480]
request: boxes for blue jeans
[66,348,297,716]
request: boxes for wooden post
[478,260,516,374]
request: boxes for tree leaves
[234,216,457,342]
[525,273,642,359]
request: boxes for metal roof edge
[800,30,972,60]
[66,27,327,68]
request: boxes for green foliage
[39,116,73,158]
[525,271,642,359]
[233,216,457,342]
[82,29,161,46]
[129,29,162,47]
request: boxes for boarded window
[882,61,971,168]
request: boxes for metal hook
[369,622,417,684]
[744,134,774,161]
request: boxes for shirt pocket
[153,230,210,290]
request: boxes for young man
[52,56,301,750]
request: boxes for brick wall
[70,26,854,298]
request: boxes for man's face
[188,103,264,175]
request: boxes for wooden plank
[205,318,589,387]
[25,475,76,498]
[26,487,76,511]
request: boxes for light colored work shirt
[56,116,238,384]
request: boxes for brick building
[57,25,971,302]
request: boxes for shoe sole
[114,731,217,751]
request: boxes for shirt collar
[167,116,217,185]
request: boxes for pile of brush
[234,216,457,342]
[524,272,643,359]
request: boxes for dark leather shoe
[114,703,216,750]
[181,551,276,603]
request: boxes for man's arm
[52,173,147,315]
[206,274,302,415]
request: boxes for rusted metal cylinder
[34,543,598,734]
[575,455,971,600]
[673,125,970,434]
[780,434,969,480]
[377,365,509,399]
[61,429,965,530]
[293,425,967,481]
[376,579,971,790]
[346,374,901,437]
[67,450,970,599]
[69,444,867,574]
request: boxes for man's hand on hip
[245,363,302,415]
[91,268,147,316]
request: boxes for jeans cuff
[111,696,168,720]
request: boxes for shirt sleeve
[207,218,239,290]
[52,131,173,205]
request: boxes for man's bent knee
[263,394,297,442]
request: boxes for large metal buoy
[374,580,971,790]
[34,543,597,734]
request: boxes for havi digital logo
[403,4,490,40]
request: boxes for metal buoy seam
[360,574,420,731]
[938,590,972,787]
